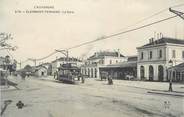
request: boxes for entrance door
[140,66,145,80]
[42,72,44,76]
[149,65,154,81]
[158,65,164,81]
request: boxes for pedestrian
[108,74,113,85]
[20,71,26,80]
[81,75,85,83]
[54,71,56,79]
[56,71,58,80]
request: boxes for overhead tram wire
[29,3,184,61]
[67,15,178,50]
[67,3,184,50]
[116,3,184,32]
[34,51,57,61]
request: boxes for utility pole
[55,49,69,64]
[16,61,21,69]
[169,8,184,20]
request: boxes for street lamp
[168,60,173,92]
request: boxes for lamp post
[168,60,173,92]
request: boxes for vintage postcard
[0,0,184,117]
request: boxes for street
[1,76,184,117]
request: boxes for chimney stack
[149,38,154,44]
[117,49,120,57]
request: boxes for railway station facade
[137,37,184,81]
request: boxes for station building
[137,37,184,81]
[81,50,127,78]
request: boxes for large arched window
[85,69,87,75]
[158,65,164,81]
[95,68,97,78]
[140,66,145,80]
[88,68,90,77]
[149,65,154,81]
[182,71,184,81]
[172,71,176,81]
[91,68,93,78]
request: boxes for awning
[100,61,137,69]
[168,62,184,72]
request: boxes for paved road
[1,76,184,117]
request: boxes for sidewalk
[96,79,184,97]
[147,90,184,97]
[113,80,184,92]
[0,76,19,91]
[0,85,17,91]
[33,75,56,82]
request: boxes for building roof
[88,51,125,60]
[127,56,137,62]
[168,62,184,72]
[52,57,82,63]
[139,37,184,48]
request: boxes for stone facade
[81,51,127,78]
[137,37,184,81]
[34,66,48,77]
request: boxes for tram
[57,63,81,84]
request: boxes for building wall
[81,66,99,78]
[104,56,127,65]
[82,55,127,78]
[166,44,184,65]
[137,43,184,81]
[35,68,47,77]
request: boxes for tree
[0,33,17,51]
[23,65,33,72]
[4,55,10,70]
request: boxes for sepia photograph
[0,0,184,117]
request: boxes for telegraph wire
[34,51,57,61]
[28,15,178,61]
[21,3,184,62]
[110,3,184,34]
[67,15,178,50]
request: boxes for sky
[0,0,184,67]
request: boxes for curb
[0,86,17,91]
[147,91,184,97]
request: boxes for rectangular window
[110,60,112,64]
[159,50,162,58]
[102,60,104,64]
[172,50,176,58]
[182,51,184,59]
[141,52,144,59]
[149,51,152,59]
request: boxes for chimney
[154,32,156,39]
[95,52,98,57]
[157,33,160,39]
[117,49,120,57]
[152,38,154,43]
[160,32,163,38]
[149,39,152,44]
[149,38,154,44]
